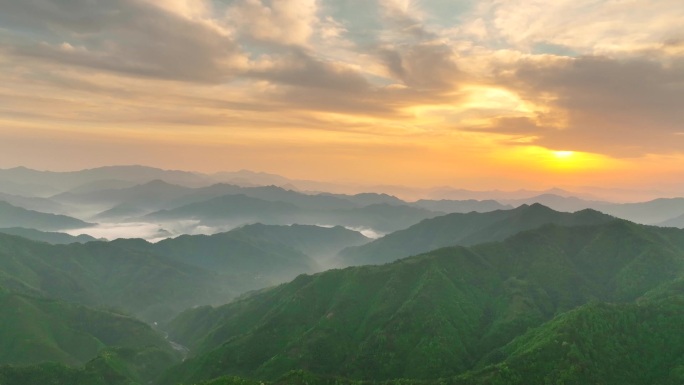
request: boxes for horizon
[1,163,682,203]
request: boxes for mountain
[0,346,180,385]
[143,194,302,226]
[500,193,608,213]
[86,183,365,222]
[0,224,365,323]
[411,199,511,213]
[112,224,368,285]
[469,298,684,385]
[423,187,598,201]
[338,203,615,267]
[0,287,176,367]
[503,196,684,227]
[0,227,98,244]
[179,295,684,385]
[165,184,357,212]
[0,201,93,231]
[323,203,441,233]
[0,192,66,214]
[161,219,684,384]
[0,233,237,322]
[319,193,406,207]
[0,178,61,197]
[659,213,684,228]
[52,179,193,210]
[601,197,684,225]
[0,165,212,193]
[144,195,440,233]
[225,224,370,262]
[65,179,141,194]
[211,170,295,187]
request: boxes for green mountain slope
[471,297,684,385]
[0,201,92,231]
[0,224,366,323]
[226,224,370,261]
[162,220,684,384]
[338,203,615,266]
[0,346,180,385]
[110,224,367,287]
[0,233,236,322]
[0,288,176,367]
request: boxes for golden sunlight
[553,151,575,159]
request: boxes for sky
[0,0,683,194]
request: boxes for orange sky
[1,0,683,196]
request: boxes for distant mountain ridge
[0,227,98,244]
[0,165,211,193]
[0,201,92,231]
[338,203,615,266]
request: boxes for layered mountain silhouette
[0,201,92,231]
[660,213,684,228]
[0,227,98,244]
[338,203,615,266]
[0,224,369,323]
[142,195,441,233]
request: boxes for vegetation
[2,197,684,385]
[0,233,236,323]
[159,219,684,384]
[0,289,178,367]
[0,346,180,385]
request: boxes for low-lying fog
[64,221,384,243]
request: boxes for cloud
[250,48,370,91]
[227,0,319,46]
[1,0,684,186]
[489,55,684,156]
[474,0,684,55]
[1,0,246,83]
[378,42,462,90]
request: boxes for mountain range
[337,203,615,266]
[2,164,684,385]
[161,219,684,384]
[0,201,92,231]
[0,223,369,323]
[0,227,98,244]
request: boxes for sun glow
[553,151,575,159]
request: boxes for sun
[553,151,575,159]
